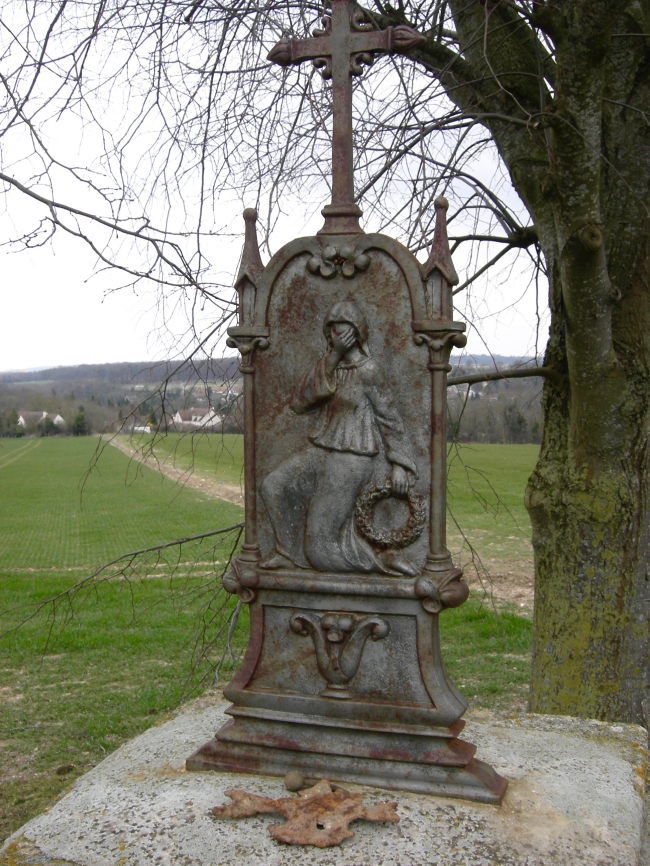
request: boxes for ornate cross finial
[268,1,426,235]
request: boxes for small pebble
[284,770,305,792]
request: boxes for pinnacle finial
[236,208,264,289]
[423,197,459,286]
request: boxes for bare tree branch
[448,365,563,388]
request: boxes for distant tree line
[0,358,245,437]
[0,361,542,444]
[0,358,240,386]
[0,409,19,437]
[448,376,543,445]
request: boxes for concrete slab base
[1,695,646,866]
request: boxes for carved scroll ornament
[290,611,390,698]
[415,571,469,614]
[225,333,269,356]
[222,556,258,603]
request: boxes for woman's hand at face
[331,324,356,356]
[391,464,410,497]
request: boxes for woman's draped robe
[261,354,417,573]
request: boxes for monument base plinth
[187,712,506,804]
[186,569,507,805]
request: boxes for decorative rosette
[307,244,371,279]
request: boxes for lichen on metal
[187,0,506,805]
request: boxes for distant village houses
[171,408,222,431]
[17,411,66,430]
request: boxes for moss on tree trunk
[394,0,650,722]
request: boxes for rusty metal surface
[190,204,497,796]
[216,715,477,766]
[268,0,425,236]
[185,579,509,800]
[211,778,399,848]
[290,611,390,698]
[192,204,499,796]
[227,217,468,605]
[227,705,467,738]
[189,735,507,804]
[228,588,467,723]
[253,249,432,577]
[187,1,505,806]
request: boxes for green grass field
[0,435,537,842]
[133,432,538,565]
[120,431,245,488]
[0,436,246,841]
[0,437,243,570]
[447,442,538,565]
[0,569,248,841]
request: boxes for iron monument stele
[187,0,507,804]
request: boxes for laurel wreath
[354,478,426,550]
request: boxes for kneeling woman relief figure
[260,298,424,577]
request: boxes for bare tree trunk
[525,3,650,724]
[400,0,650,722]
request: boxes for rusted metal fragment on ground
[211,778,398,847]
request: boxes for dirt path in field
[466,558,535,611]
[106,437,244,506]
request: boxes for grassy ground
[0,572,248,842]
[440,600,532,708]
[0,435,537,843]
[447,442,538,565]
[0,437,243,569]
[0,436,245,842]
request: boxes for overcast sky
[0,192,548,373]
[0,198,242,372]
[0,7,549,375]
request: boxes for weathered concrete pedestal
[187,572,506,803]
[2,696,646,866]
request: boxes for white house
[47,412,66,428]
[171,408,221,430]
[17,411,66,429]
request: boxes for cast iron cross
[268,1,426,235]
